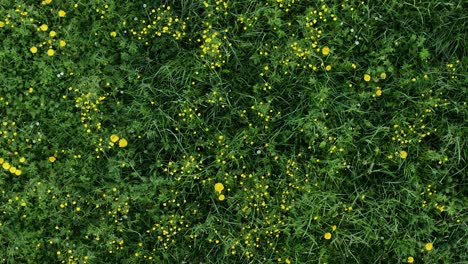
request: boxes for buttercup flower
[214,183,224,193]
[322,46,330,55]
[119,138,128,147]
[364,74,371,82]
[324,232,332,240]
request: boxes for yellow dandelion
[47,49,55,56]
[380,72,387,79]
[110,134,119,143]
[49,31,56,37]
[325,65,332,71]
[364,74,371,82]
[30,46,38,54]
[400,150,408,159]
[15,170,22,176]
[0,21,5,28]
[58,10,66,17]
[214,182,224,193]
[324,232,332,240]
[376,89,382,96]
[110,31,117,37]
[407,256,414,263]
[118,138,128,147]
[322,46,330,55]
[425,242,433,251]
[40,24,48,31]
[19,157,26,163]
[9,167,16,174]
[59,40,66,47]
[218,194,225,201]
[49,156,56,163]
[2,162,10,170]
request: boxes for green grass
[0,0,466,263]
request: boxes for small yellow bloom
[20,202,27,207]
[324,232,332,240]
[218,194,225,201]
[58,10,66,17]
[380,72,387,79]
[400,150,408,159]
[49,156,56,163]
[322,46,330,55]
[49,31,56,37]
[30,46,38,54]
[0,21,5,28]
[40,24,48,31]
[2,162,11,170]
[76,207,81,212]
[364,74,371,82]
[15,170,22,176]
[407,256,414,263]
[325,65,332,71]
[9,167,16,173]
[110,31,117,37]
[59,40,66,47]
[425,242,433,251]
[118,138,128,147]
[332,225,337,231]
[214,183,224,193]
[0,158,3,164]
[376,89,382,96]
[110,134,119,143]
[47,49,55,56]
[19,157,26,163]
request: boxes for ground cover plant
[0,0,467,263]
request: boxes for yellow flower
[324,232,332,240]
[47,49,55,56]
[15,170,22,176]
[49,156,56,163]
[425,242,433,251]
[0,158,3,164]
[40,24,48,31]
[322,46,330,55]
[118,138,128,147]
[407,256,414,263]
[332,225,337,231]
[0,21,5,28]
[325,65,332,71]
[376,89,382,96]
[59,40,67,47]
[214,183,224,193]
[110,134,119,143]
[19,157,26,163]
[110,31,117,37]
[380,72,387,79]
[364,74,371,82]
[2,162,11,170]
[58,10,66,17]
[9,167,16,173]
[30,46,38,54]
[400,150,408,159]
[218,194,225,201]
[49,31,56,37]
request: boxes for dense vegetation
[0,0,466,263]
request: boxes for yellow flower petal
[214,183,224,193]
[118,138,128,147]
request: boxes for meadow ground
[0,0,467,263]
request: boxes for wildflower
[40,24,48,31]
[407,256,414,263]
[49,31,56,37]
[118,138,128,147]
[49,156,56,163]
[2,162,11,170]
[110,134,119,143]
[324,232,332,240]
[400,150,408,159]
[47,49,55,56]
[0,21,4,28]
[332,225,337,231]
[325,65,332,71]
[425,242,433,251]
[218,194,225,201]
[30,46,38,54]
[15,170,22,176]
[214,183,224,193]
[58,10,66,17]
[322,46,330,55]
[19,157,26,163]
[59,40,66,47]
[380,72,387,79]
[364,74,371,82]
[376,89,382,96]
[110,31,117,37]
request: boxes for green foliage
[0,0,466,263]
